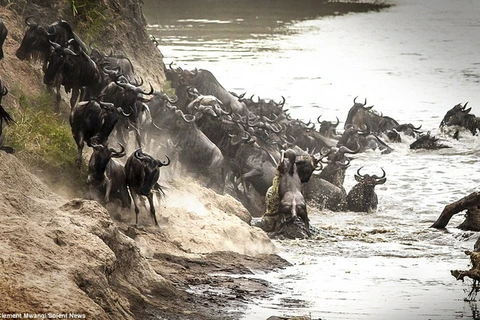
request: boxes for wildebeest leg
[75,135,85,168]
[53,74,63,113]
[104,177,112,203]
[129,189,141,226]
[147,192,159,226]
[130,120,142,149]
[120,184,131,208]
[70,87,80,110]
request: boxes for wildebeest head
[43,40,78,86]
[347,167,386,212]
[113,75,154,114]
[344,96,370,129]
[86,143,126,185]
[441,102,479,135]
[440,102,468,127]
[16,18,75,62]
[131,149,170,196]
[354,166,386,187]
[318,115,340,137]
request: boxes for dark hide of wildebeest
[125,149,170,226]
[344,96,399,134]
[69,98,127,167]
[0,78,14,154]
[346,167,386,212]
[16,18,87,111]
[166,63,248,115]
[44,39,103,110]
[440,102,480,135]
[0,18,7,60]
[86,143,131,208]
[410,132,450,150]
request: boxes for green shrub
[70,0,110,43]
[3,88,88,194]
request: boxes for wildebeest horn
[372,167,386,180]
[317,115,322,123]
[109,143,126,158]
[90,143,104,150]
[169,61,174,70]
[356,166,365,179]
[115,106,131,117]
[175,109,196,123]
[338,144,360,155]
[462,102,469,110]
[134,149,149,161]
[1,84,8,96]
[160,93,178,104]
[334,116,340,127]
[49,40,62,50]
[134,77,144,86]
[353,96,367,106]
[60,20,73,34]
[337,157,350,167]
[157,155,171,167]
[25,16,37,27]
[276,96,286,107]
[137,83,154,95]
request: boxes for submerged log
[431,192,480,229]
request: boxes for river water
[143,0,480,319]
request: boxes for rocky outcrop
[0,151,280,319]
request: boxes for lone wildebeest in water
[346,167,386,212]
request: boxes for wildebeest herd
[0,16,479,238]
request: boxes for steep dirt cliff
[0,151,286,319]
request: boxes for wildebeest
[344,96,399,134]
[439,102,479,135]
[0,79,14,153]
[317,115,341,139]
[166,64,248,115]
[166,107,226,192]
[410,132,450,150]
[337,124,393,154]
[86,143,130,208]
[346,167,386,212]
[89,45,136,84]
[125,149,170,226]
[44,39,104,109]
[277,149,310,236]
[304,146,354,211]
[100,75,154,149]
[69,98,127,167]
[16,18,86,111]
[0,18,7,60]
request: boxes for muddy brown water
[144,0,480,318]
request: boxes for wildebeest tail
[0,105,14,125]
